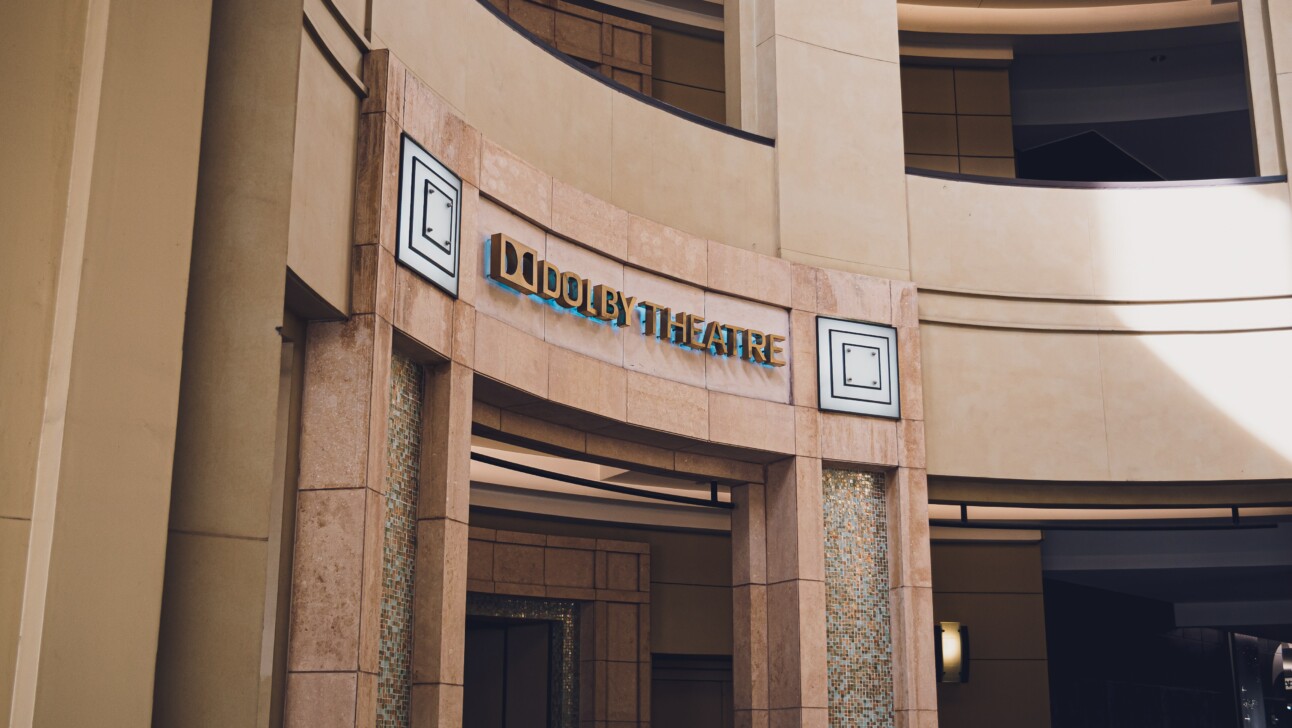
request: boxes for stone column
[410,361,474,727]
[751,0,911,279]
[283,314,393,727]
[765,457,828,727]
[1238,0,1286,175]
[888,467,937,728]
[732,482,770,728]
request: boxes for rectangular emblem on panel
[817,315,901,419]
[396,133,462,297]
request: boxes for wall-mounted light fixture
[1274,643,1292,691]
[935,621,970,683]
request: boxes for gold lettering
[700,320,725,355]
[488,234,537,295]
[639,301,661,336]
[747,330,768,364]
[537,260,561,300]
[577,277,598,318]
[687,315,706,350]
[764,334,787,367]
[557,271,585,309]
[596,286,620,322]
[617,296,637,327]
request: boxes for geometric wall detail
[396,132,462,297]
[816,315,901,419]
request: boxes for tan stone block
[890,585,937,712]
[605,661,639,721]
[353,109,401,251]
[626,214,707,286]
[288,489,365,671]
[547,534,598,550]
[455,185,481,305]
[552,178,628,260]
[410,683,464,728]
[732,483,767,586]
[708,240,791,308]
[596,538,649,554]
[732,583,768,710]
[797,579,828,709]
[546,547,596,588]
[394,266,453,357]
[299,318,375,489]
[793,457,825,584]
[894,709,939,728]
[546,585,596,601]
[542,234,627,366]
[891,280,918,328]
[703,292,791,404]
[352,244,395,321]
[494,582,547,598]
[499,410,587,453]
[789,310,817,408]
[735,710,771,728]
[450,300,476,367]
[480,138,552,226]
[817,268,892,323]
[765,458,824,584]
[887,468,931,590]
[791,264,817,312]
[412,518,469,685]
[361,49,405,122]
[899,418,926,469]
[467,539,494,581]
[708,392,795,454]
[468,526,497,541]
[794,407,820,458]
[420,362,473,522]
[606,552,639,591]
[285,671,357,728]
[547,347,628,420]
[471,399,501,429]
[898,326,924,421]
[621,267,706,388]
[366,319,394,495]
[765,580,802,709]
[474,314,550,398]
[586,433,674,471]
[624,371,708,440]
[674,450,764,484]
[402,79,481,187]
[356,671,378,728]
[820,413,898,466]
[358,490,386,673]
[606,603,639,661]
[494,543,545,585]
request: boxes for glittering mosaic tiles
[466,593,580,727]
[823,469,893,728]
[377,356,423,728]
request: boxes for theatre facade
[6,0,1292,727]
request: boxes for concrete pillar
[1239,0,1286,175]
[764,457,828,727]
[411,362,474,727]
[888,467,937,728]
[750,0,911,279]
[732,482,770,728]
[284,315,393,727]
[152,0,307,724]
[2,0,212,723]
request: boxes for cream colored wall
[0,1,91,714]
[1,0,213,724]
[909,175,1292,482]
[371,0,778,254]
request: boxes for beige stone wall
[908,174,1292,483]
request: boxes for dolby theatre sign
[487,234,787,367]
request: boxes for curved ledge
[473,0,775,147]
[906,167,1288,190]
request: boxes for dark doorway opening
[464,617,554,728]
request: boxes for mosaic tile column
[410,361,473,727]
[377,356,424,727]
[823,469,894,728]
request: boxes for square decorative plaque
[396,133,461,297]
[817,316,900,418]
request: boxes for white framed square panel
[817,315,901,419]
[396,132,461,297]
